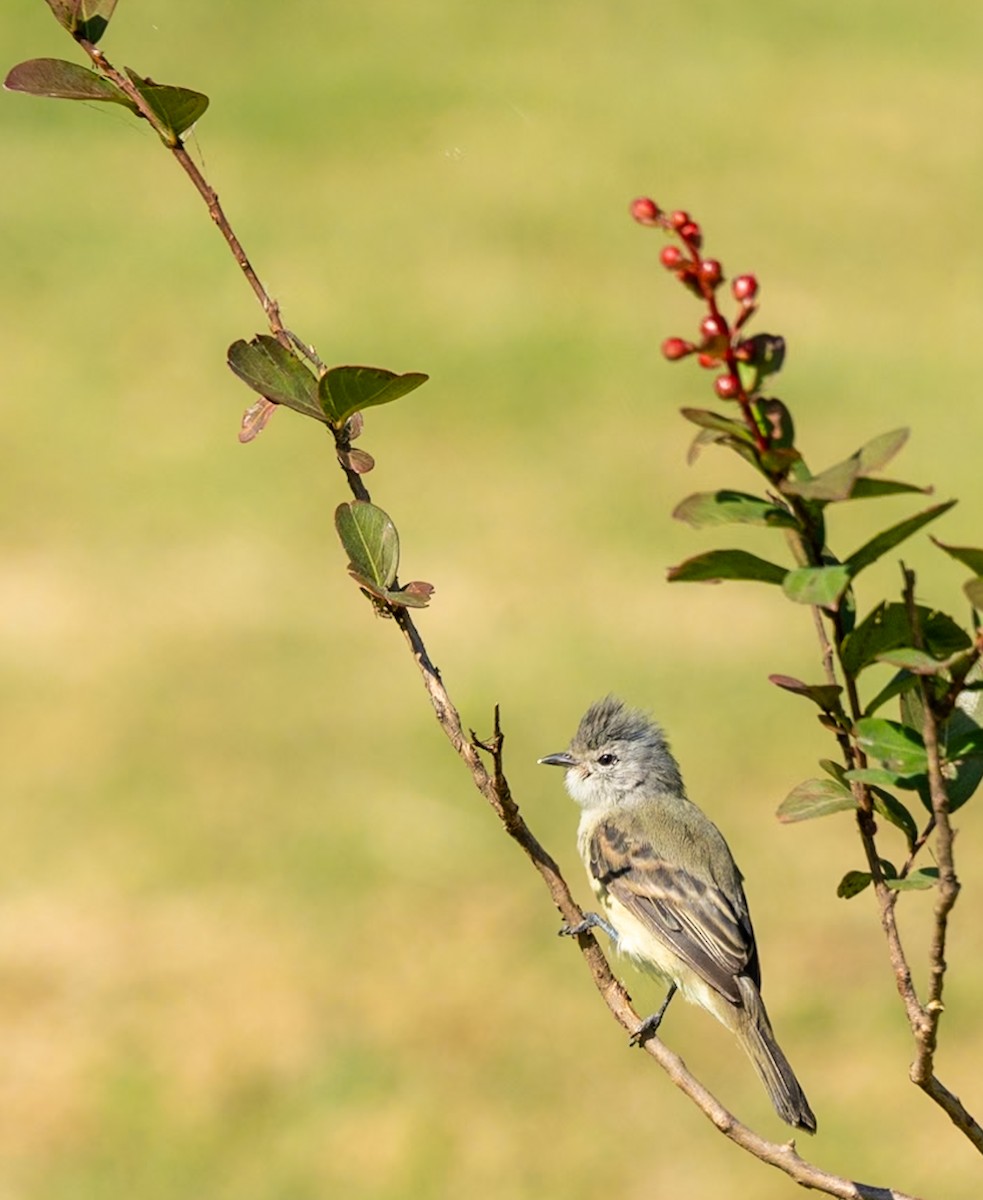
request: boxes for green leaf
[884,868,939,892]
[846,773,923,845]
[844,766,917,789]
[819,758,849,784]
[780,429,911,504]
[722,436,766,472]
[930,538,983,574]
[43,0,118,41]
[124,68,209,141]
[768,675,844,712]
[3,58,135,110]
[335,501,399,593]
[841,602,900,674]
[850,478,930,500]
[667,549,787,586]
[954,664,983,726]
[782,563,852,608]
[840,601,971,675]
[736,333,786,392]
[686,427,725,466]
[781,457,860,502]
[845,500,957,576]
[227,335,324,423]
[77,0,118,42]
[939,762,983,814]
[870,788,918,849]
[856,428,910,474]
[944,681,983,809]
[679,408,755,442]
[899,686,925,737]
[754,398,795,448]
[966,578,983,610]
[318,366,428,427]
[875,647,954,674]
[923,612,974,658]
[837,870,872,899]
[776,778,855,823]
[863,669,921,717]
[672,490,798,530]
[43,0,78,32]
[855,718,928,774]
[851,680,982,813]
[946,726,983,760]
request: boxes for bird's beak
[538,751,577,768]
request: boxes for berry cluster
[630,197,767,450]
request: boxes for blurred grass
[3,0,983,1196]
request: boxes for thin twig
[77,38,314,363]
[827,606,930,1043]
[391,609,921,1198]
[57,33,952,1188]
[898,572,983,1147]
[782,522,928,1037]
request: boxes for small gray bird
[540,695,816,1134]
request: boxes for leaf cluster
[668,355,983,899]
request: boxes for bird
[539,695,816,1133]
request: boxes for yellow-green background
[3,2,983,1196]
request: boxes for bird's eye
[597,752,618,767]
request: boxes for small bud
[714,374,740,399]
[669,209,690,230]
[698,259,723,286]
[732,274,759,302]
[697,352,719,369]
[678,222,702,249]
[661,337,694,361]
[630,196,661,225]
[700,314,728,341]
[660,245,684,270]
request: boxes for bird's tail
[735,976,817,1134]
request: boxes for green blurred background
[3,1,983,1196]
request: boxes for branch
[47,38,935,1191]
[77,38,317,367]
[783,525,927,1038]
[900,573,983,1149]
[391,609,922,1200]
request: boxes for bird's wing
[588,820,755,1005]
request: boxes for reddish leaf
[238,398,277,443]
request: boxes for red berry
[714,374,740,399]
[698,259,723,286]
[661,337,694,361]
[700,314,728,341]
[678,221,702,248]
[732,274,759,302]
[669,209,690,230]
[660,245,684,270]
[697,352,718,369]
[630,196,661,225]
